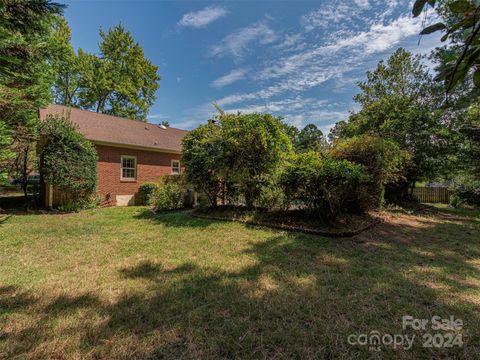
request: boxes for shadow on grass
[1,211,479,358]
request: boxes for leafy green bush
[138,182,158,205]
[330,135,409,208]
[454,185,480,207]
[182,122,222,208]
[280,152,370,223]
[256,181,286,210]
[153,176,185,211]
[182,112,293,209]
[449,194,464,209]
[40,115,98,209]
[154,182,183,210]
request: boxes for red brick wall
[95,144,181,206]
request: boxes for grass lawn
[0,206,479,359]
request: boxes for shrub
[40,115,98,209]
[221,113,293,208]
[153,176,184,211]
[280,152,370,223]
[330,135,409,208]
[449,194,465,208]
[454,185,480,207]
[182,122,223,208]
[256,181,286,210]
[182,112,293,209]
[138,182,158,205]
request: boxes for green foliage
[452,173,480,206]
[257,180,286,210]
[182,121,223,208]
[413,0,480,92]
[296,124,328,153]
[0,120,14,182]
[220,112,293,208]
[280,152,370,223]
[183,112,292,209]
[330,135,409,207]
[39,115,98,206]
[51,22,160,121]
[57,193,100,212]
[335,49,444,194]
[449,193,465,208]
[0,0,63,195]
[138,182,159,206]
[460,102,480,176]
[154,177,184,211]
[50,15,80,106]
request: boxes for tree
[413,0,480,92]
[77,24,160,121]
[0,0,63,192]
[50,15,80,106]
[220,113,293,208]
[337,49,443,197]
[296,124,328,153]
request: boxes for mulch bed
[189,207,381,238]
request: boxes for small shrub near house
[138,182,159,205]
[40,115,98,210]
[279,152,370,223]
[153,176,185,211]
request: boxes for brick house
[39,104,188,207]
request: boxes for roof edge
[91,140,182,155]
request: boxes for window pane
[172,161,179,174]
[123,158,134,169]
[122,167,135,179]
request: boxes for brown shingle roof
[39,104,187,153]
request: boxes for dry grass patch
[0,206,479,359]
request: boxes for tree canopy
[413,0,480,92]
[51,21,160,121]
[331,49,444,192]
[0,0,63,189]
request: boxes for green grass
[0,207,479,359]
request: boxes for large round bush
[40,115,98,206]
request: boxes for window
[171,160,180,175]
[121,156,136,180]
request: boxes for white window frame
[171,160,180,175]
[121,155,137,181]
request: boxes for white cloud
[211,20,277,58]
[178,6,228,28]
[354,0,370,8]
[301,3,352,31]
[259,14,421,82]
[211,68,248,88]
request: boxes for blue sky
[63,0,439,134]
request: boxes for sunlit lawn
[0,206,479,359]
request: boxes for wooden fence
[412,187,452,204]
